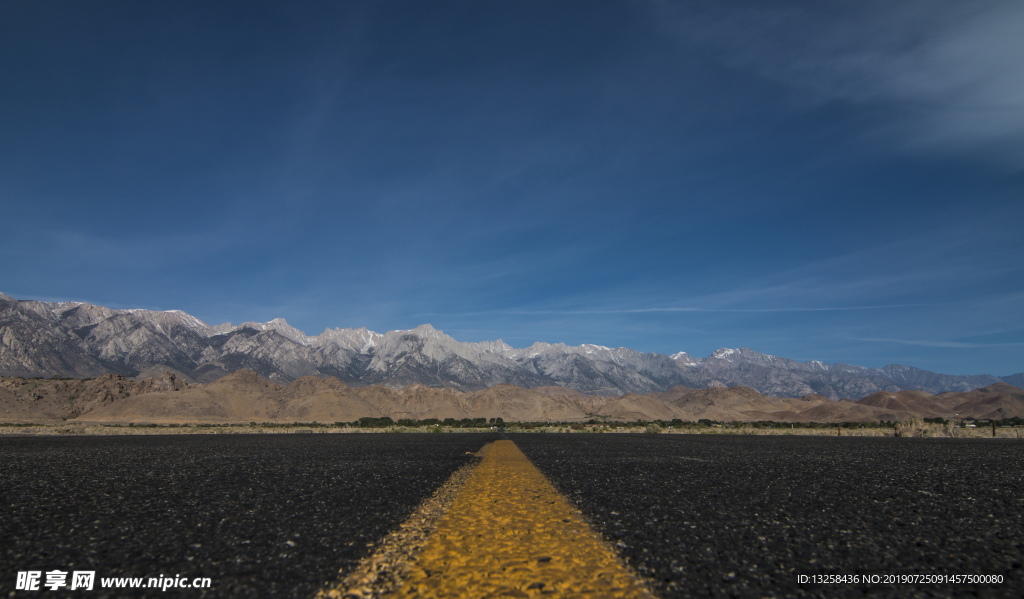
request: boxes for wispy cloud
[851,337,1024,349]
[661,1,1024,167]
[425,303,939,317]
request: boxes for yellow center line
[386,440,655,598]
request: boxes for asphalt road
[1,433,497,598]
[513,433,1024,598]
[5,433,1022,598]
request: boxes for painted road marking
[317,446,489,599]
[383,439,655,598]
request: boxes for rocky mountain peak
[315,326,383,352]
[670,351,700,366]
[234,317,311,345]
[405,323,448,340]
[474,339,515,355]
[710,348,740,360]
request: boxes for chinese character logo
[71,571,96,590]
[16,571,41,591]
[44,570,68,591]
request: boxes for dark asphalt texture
[1,433,497,598]
[513,433,1024,598]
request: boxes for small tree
[895,418,922,438]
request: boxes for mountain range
[2,291,1020,400]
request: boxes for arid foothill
[2,369,1022,426]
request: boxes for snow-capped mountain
[0,292,1017,398]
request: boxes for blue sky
[2,1,1022,376]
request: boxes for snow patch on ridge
[712,348,738,361]
[671,351,701,366]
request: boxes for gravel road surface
[1,433,496,597]
[514,433,1024,598]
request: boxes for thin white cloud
[436,303,939,316]
[851,337,1024,349]
[661,1,1024,167]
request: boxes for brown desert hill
[529,385,588,400]
[133,366,198,384]
[855,389,949,417]
[662,386,918,423]
[347,383,469,421]
[652,385,697,403]
[596,393,683,421]
[376,384,471,421]
[530,385,607,415]
[733,395,849,423]
[940,382,1024,420]
[212,368,283,397]
[3,370,1022,425]
[667,386,776,420]
[464,384,588,422]
[78,369,288,423]
[279,375,349,398]
[794,399,908,423]
[0,371,192,421]
[663,386,765,421]
[274,376,386,422]
[856,383,1024,420]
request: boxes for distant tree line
[343,417,506,429]
[70,416,1021,430]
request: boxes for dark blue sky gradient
[2,1,1022,375]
